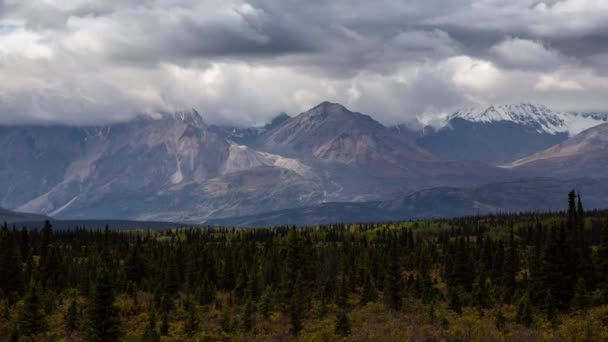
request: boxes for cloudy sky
[1,0,608,126]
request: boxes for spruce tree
[502,228,518,299]
[289,274,305,335]
[541,226,575,308]
[183,299,199,337]
[242,300,255,332]
[39,220,52,260]
[516,293,533,327]
[571,277,587,310]
[17,284,47,337]
[159,312,169,336]
[65,297,79,332]
[545,291,557,325]
[598,219,608,287]
[40,246,63,291]
[336,274,349,308]
[19,227,29,262]
[472,273,489,309]
[124,246,146,287]
[334,309,351,337]
[575,194,593,282]
[246,269,260,302]
[0,299,8,320]
[85,268,121,342]
[220,306,233,334]
[428,300,436,323]
[384,242,403,311]
[0,223,23,296]
[284,229,303,303]
[142,310,161,342]
[567,190,577,232]
[197,277,216,306]
[495,306,505,331]
[8,327,19,342]
[159,294,173,316]
[360,271,377,304]
[233,266,248,304]
[448,286,462,315]
[258,288,273,318]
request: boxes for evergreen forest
[1,191,608,341]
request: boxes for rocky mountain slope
[503,123,608,177]
[254,102,510,192]
[218,113,291,145]
[5,110,324,222]
[257,102,433,164]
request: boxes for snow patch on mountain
[424,104,607,136]
[448,104,567,134]
[562,112,608,135]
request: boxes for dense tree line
[1,191,608,340]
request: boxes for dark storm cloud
[1,0,608,126]
[118,5,318,63]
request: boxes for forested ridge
[1,191,608,340]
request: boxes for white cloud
[0,29,53,60]
[1,0,608,125]
[489,37,563,69]
[442,56,502,91]
[535,75,584,91]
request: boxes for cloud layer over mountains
[2,0,608,125]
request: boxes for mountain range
[1,101,607,226]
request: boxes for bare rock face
[257,102,511,193]
[503,123,608,177]
[260,101,434,165]
[8,110,323,222]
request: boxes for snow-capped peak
[448,104,568,134]
[423,103,608,136]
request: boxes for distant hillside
[207,178,608,227]
[0,207,48,224]
[16,219,196,231]
[504,123,608,177]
